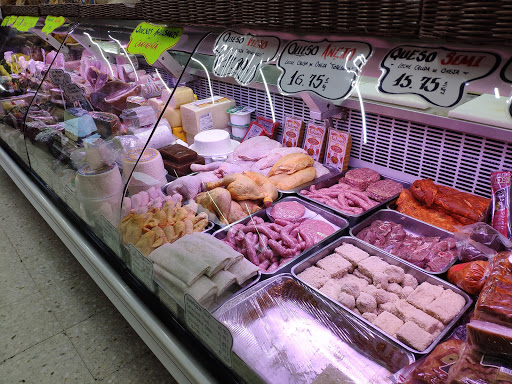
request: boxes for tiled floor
[0,166,177,383]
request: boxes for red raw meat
[271,201,306,222]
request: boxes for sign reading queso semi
[127,23,183,65]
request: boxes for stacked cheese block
[297,242,466,351]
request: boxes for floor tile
[101,351,176,384]
[0,292,63,362]
[67,307,150,380]
[0,333,95,384]
[19,245,85,290]
[0,258,39,308]
[0,228,19,267]
[42,273,112,330]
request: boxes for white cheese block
[162,86,195,109]
[162,106,182,127]
[181,96,235,136]
[148,97,164,112]
[75,163,123,199]
[122,148,166,184]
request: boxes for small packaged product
[281,116,304,147]
[447,261,490,295]
[324,128,352,171]
[256,116,279,138]
[491,171,512,239]
[303,122,327,161]
[242,121,266,142]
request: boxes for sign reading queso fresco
[127,23,182,65]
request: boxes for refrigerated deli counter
[0,14,511,384]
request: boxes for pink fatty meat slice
[299,219,336,245]
[271,201,306,222]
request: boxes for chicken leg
[206,173,265,201]
[243,171,278,207]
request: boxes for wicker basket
[141,0,233,27]
[2,4,39,15]
[79,2,142,19]
[39,3,79,17]
[420,0,511,45]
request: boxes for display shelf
[0,145,229,384]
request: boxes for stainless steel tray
[154,270,261,313]
[291,236,472,355]
[214,274,414,383]
[277,164,341,194]
[213,195,349,277]
[298,170,410,226]
[350,209,458,275]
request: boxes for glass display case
[1,13,512,384]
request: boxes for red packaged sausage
[491,171,512,239]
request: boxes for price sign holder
[379,45,500,108]
[41,16,65,35]
[98,215,122,260]
[128,244,156,291]
[213,30,280,86]
[184,294,233,367]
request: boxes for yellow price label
[126,22,182,65]
[1,15,17,27]
[17,16,38,32]
[12,16,24,30]
[41,16,65,35]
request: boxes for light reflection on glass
[347,54,367,144]
[155,68,170,93]
[494,87,501,99]
[83,32,114,78]
[259,67,276,123]
[191,57,215,105]
[108,34,138,81]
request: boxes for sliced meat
[344,168,380,190]
[367,179,404,202]
[298,219,336,246]
[271,201,306,223]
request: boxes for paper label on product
[213,30,280,86]
[184,294,233,367]
[199,112,214,132]
[242,121,265,142]
[128,244,155,290]
[325,128,350,170]
[41,16,65,35]
[379,45,500,107]
[282,116,303,147]
[99,215,122,258]
[277,39,372,101]
[191,96,227,108]
[1,15,17,27]
[303,122,326,161]
[127,23,182,65]
[16,16,38,32]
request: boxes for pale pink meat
[299,219,336,247]
[271,201,306,222]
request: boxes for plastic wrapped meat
[86,66,108,92]
[105,84,141,111]
[90,81,132,113]
[447,261,490,295]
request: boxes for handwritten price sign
[16,16,38,32]
[127,23,182,65]
[1,15,17,27]
[277,39,372,101]
[12,16,24,30]
[41,16,65,35]
[379,45,500,107]
[213,30,280,86]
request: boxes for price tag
[1,15,16,27]
[49,68,65,85]
[379,45,500,107]
[62,83,86,102]
[12,16,24,30]
[277,39,372,101]
[128,244,156,290]
[184,294,233,367]
[126,23,182,65]
[99,215,122,258]
[41,16,65,35]
[16,16,38,32]
[501,57,512,84]
[213,30,280,86]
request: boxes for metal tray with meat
[292,236,472,355]
[212,196,349,277]
[350,209,459,275]
[213,274,415,384]
[276,164,341,194]
[298,167,410,226]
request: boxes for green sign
[127,22,182,65]
[1,15,16,27]
[12,16,24,30]
[16,16,38,32]
[41,16,65,35]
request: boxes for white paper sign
[99,215,122,258]
[501,57,512,84]
[184,294,233,367]
[277,39,372,101]
[128,244,155,290]
[49,68,65,85]
[213,30,280,86]
[379,45,500,107]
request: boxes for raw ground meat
[271,201,306,222]
[299,219,336,244]
[366,179,404,202]
[345,168,380,190]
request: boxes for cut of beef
[271,201,306,222]
[367,179,404,202]
[344,168,380,190]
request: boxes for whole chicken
[242,171,278,207]
[195,187,231,225]
[206,173,265,201]
[267,153,315,177]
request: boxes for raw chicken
[313,162,331,178]
[227,201,246,223]
[166,175,202,201]
[232,136,281,161]
[267,153,315,177]
[195,187,232,225]
[269,167,317,191]
[242,171,278,207]
[214,162,244,178]
[206,174,265,201]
